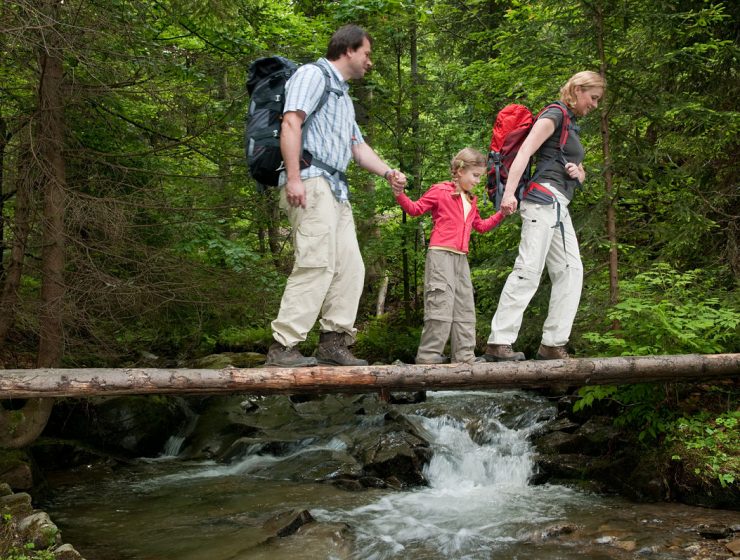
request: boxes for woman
[480,71,606,362]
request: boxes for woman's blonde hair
[560,71,606,108]
[450,147,486,178]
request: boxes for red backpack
[486,102,571,209]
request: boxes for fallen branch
[0,353,738,399]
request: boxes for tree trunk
[0,130,35,344]
[594,4,620,312]
[0,117,7,282]
[376,274,389,317]
[36,0,68,368]
[0,354,737,398]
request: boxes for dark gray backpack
[245,57,341,191]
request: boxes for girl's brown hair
[560,71,606,108]
[450,148,486,201]
[450,147,486,177]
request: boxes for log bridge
[1,353,738,448]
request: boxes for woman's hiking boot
[535,344,570,360]
[265,342,318,368]
[476,344,526,362]
[315,331,368,366]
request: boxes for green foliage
[574,383,671,441]
[668,410,739,488]
[574,379,739,490]
[215,325,274,352]
[583,263,740,356]
[354,314,422,364]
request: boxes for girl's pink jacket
[395,181,504,254]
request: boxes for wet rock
[577,416,622,453]
[43,396,192,458]
[52,543,84,559]
[356,427,431,487]
[614,540,637,551]
[363,435,427,483]
[331,478,364,491]
[534,453,592,480]
[726,538,740,555]
[595,535,617,545]
[293,522,353,557]
[697,524,733,539]
[537,523,582,540]
[0,492,80,560]
[31,439,122,473]
[533,430,585,454]
[286,449,363,482]
[255,518,354,559]
[358,476,387,488]
[385,391,427,404]
[0,458,33,490]
[540,415,581,434]
[17,511,61,549]
[0,482,11,496]
[180,396,261,459]
[0,491,33,518]
[263,509,315,538]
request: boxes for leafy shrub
[574,383,672,440]
[582,263,739,356]
[668,410,739,488]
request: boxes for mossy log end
[1,353,738,399]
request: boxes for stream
[40,390,738,559]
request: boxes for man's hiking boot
[535,344,570,360]
[315,331,368,366]
[476,344,526,362]
[415,354,450,365]
[265,342,317,368]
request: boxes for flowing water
[40,391,738,559]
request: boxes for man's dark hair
[326,24,372,61]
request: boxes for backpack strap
[299,63,345,179]
[529,102,576,185]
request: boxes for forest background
[0,0,738,482]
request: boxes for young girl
[392,148,505,364]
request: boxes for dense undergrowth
[574,264,739,494]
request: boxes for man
[266,24,407,368]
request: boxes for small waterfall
[314,390,586,559]
[157,411,200,459]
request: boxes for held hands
[386,169,407,196]
[565,162,586,183]
[499,192,518,216]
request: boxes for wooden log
[0,354,738,399]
